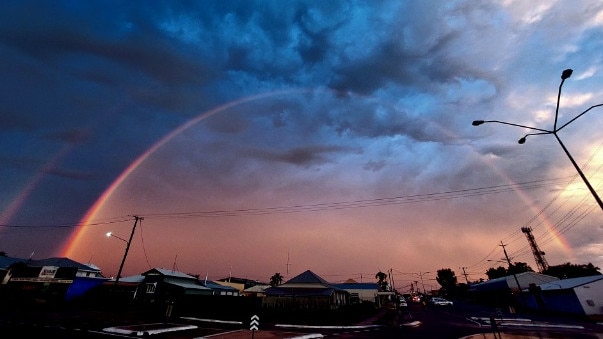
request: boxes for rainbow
[61,89,309,257]
[61,89,574,260]
[426,119,574,257]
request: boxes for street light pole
[472,68,603,212]
[109,215,143,286]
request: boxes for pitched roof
[29,257,101,271]
[469,272,559,292]
[286,270,330,285]
[0,256,26,269]
[539,275,603,290]
[142,268,197,280]
[265,286,338,297]
[202,280,239,291]
[0,256,100,272]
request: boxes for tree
[270,273,283,287]
[436,268,457,296]
[508,262,533,275]
[486,262,533,280]
[486,266,507,280]
[543,262,601,279]
[375,271,388,291]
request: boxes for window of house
[145,282,157,293]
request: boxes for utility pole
[500,241,523,308]
[461,267,470,284]
[115,215,142,286]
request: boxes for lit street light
[106,232,128,244]
[472,68,603,212]
[106,215,143,286]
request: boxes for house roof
[164,278,212,292]
[244,284,270,293]
[539,275,603,291]
[265,270,349,297]
[0,256,100,272]
[0,255,27,269]
[202,280,239,291]
[142,268,197,280]
[286,270,331,285]
[469,272,559,292]
[30,257,101,272]
[265,286,339,297]
[216,277,266,286]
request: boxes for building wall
[574,279,603,317]
[343,288,376,303]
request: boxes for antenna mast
[521,227,549,272]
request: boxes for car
[398,298,408,308]
[429,297,453,306]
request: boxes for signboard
[39,266,58,279]
[250,314,259,331]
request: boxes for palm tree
[270,272,283,286]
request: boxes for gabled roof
[164,279,212,292]
[0,256,100,272]
[265,286,338,297]
[142,268,197,280]
[216,277,266,286]
[0,256,27,269]
[244,284,270,293]
[539,275,603,291]
[286,270,330,285]
[202,280,239,291]
[265,270,349,297]
[29,257,101,272]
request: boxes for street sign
[250,314,259,331]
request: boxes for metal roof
[142,268,197,280]
[539,275,603,291]
[0,256,100,272]
[286,270,331,285]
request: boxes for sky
[2,1,603,290]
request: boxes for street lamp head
[518,136,527,144]
[561,69,573,80]
[106,232,113,237]
[472,120,485,126]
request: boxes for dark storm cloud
[2,0,603,279]
[245,144,360,167]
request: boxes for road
[1,301,602,338]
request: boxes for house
[201,279,240,296]
[263,270,350,311]
[0,256,107,304]
[242,283,271,297]
[523,275,603,320]
[334,279,378,304]
[215,276,266,294]
[468,272,559,309]
[133,268,212,304]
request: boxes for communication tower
[521,226,549,272]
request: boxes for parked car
[429,297,453,306]
[398,297,408,308]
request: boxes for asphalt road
[1,301,602,338]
